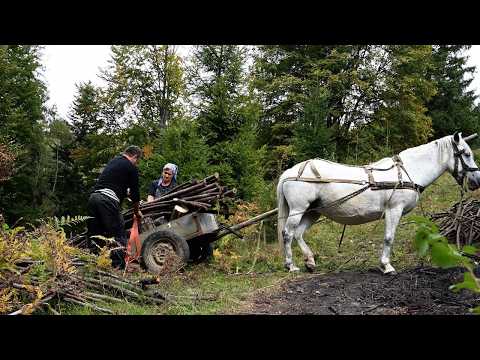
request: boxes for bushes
[138,117,215,196]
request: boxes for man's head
[123,145,143,166]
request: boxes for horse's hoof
[379,264,397,275]
[305,263,316,273]
[285,264,300,272]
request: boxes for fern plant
[52,215,92,230]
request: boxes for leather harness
[284,155,425,194]
[279,138,479,220]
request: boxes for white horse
[277,132,480,274]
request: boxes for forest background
[1,45,479,229]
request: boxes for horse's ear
[464,133,478,142]
[453,132,460,143]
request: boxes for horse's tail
[277,178,289,249]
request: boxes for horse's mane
[315,136,454,169]
[366,136,452,168]
[399,135,452,159]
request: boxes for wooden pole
[215,208,278,240]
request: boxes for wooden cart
[129,209,277,274]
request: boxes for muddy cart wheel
[140,230,190,274]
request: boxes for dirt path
[238,266,480,315]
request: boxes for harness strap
[297,160,310,180]
[284,154,425,193]
[392,155,403,185]
[310,161,322,178]
[363,167,375,186]
[282,176,367,185]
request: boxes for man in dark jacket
[87,145,143,268]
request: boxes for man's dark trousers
[87,192,127,267]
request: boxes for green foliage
[188,45,248,145]
[412,216,480,312]
[210,119,268,201]
[186,46,267,201]
[70,81,105,141]
[427,45,480,140]
[253,45,438,166]
[51,215,92,230]
[138,117,214,196]
[0,45,51,223]
[293,86,334,162]
[380,46,436,151]
[101,45,185,131]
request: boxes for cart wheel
[188,241,214,264]
[141,230,190,274]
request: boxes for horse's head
[448,132,480,191]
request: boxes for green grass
[60,167,474,315]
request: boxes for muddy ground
[241,266,480,315]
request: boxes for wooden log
[181,192,221,201]
[155,181,209,202]
[174,198,211,210]
[222,189,237,197]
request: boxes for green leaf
[430,242,463,268]
[470,306,480,314]
[426,232,447,244]
[410,215,432,226]
[462,245,478,255]
[449,272,480,293]
[2,223,9,231]
[414,229,430,257]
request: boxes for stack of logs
[122,173,236,230]
[431,198,480,248]
[6,258,168,315]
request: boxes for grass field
[60,161,478,315]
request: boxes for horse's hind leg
[283,212,304,272]
[295,212,320,272]
[380,206,403,275]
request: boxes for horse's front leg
[380,206,403,275]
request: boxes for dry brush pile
[431,197,480,248]
[0,217,168,315]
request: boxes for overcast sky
[40,45,480,120]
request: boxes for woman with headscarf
[147,163,178,202]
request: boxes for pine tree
[293,86,333,162]
[376,45,436,152]
[187,45,247,145]
[0,45,50,222]
[253,45,383,170]
[70,81,104,142]
[100,45,185,134]
[427,45,480,139]
[187,45,267,200]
